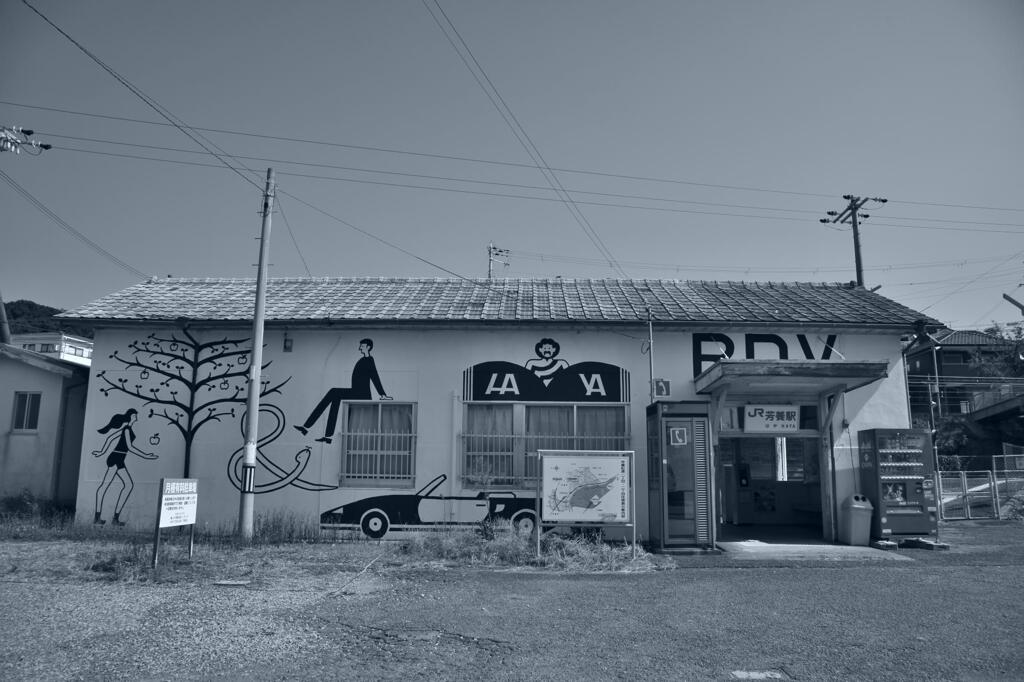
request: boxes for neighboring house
[59,277,936,547]
[904,328,1023,468]
[0,343,88,506]
[12,332,93,367]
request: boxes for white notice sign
[158,478,198,528]
[744,405,800,432]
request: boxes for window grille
[461,402,630,488]
[339,402,416,487]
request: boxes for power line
[46,143,1024,235]
[421,0,627,277]
[0,169,150,278]
[274,196,313,277]
[8,99,1024,215]
[20,1,264,194]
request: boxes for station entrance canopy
[694,360,889,402]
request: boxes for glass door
[664,419,696,542]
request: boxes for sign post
[152,478,198,568]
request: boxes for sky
[1,0,1022,331]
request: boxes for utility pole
[0,287,12,345]
[238,168,275,540]
[487,242,509,279]
[1,127,49,345]
[0,126,51,155]
[820,195,887,287]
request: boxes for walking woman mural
[92,408,158,525]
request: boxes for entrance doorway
[717,435,824,542]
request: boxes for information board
[540,451,632,524]
[158,478,198,528]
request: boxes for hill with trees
[4,299,94,338]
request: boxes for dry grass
[0,495,668,582]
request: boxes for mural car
[319,474,537,539]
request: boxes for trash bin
[838,494,874,546]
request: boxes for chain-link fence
[938,470,1024,520]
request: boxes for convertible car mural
[319,474,537,539]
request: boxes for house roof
[0,343,88,378]
[934,329,1009,347]
[57,277,936,329]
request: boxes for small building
[59,277,936,545]
[12,332,94,367]
[0,343,88,506]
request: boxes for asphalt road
[1,520,1021,681]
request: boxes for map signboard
[539,451,633,524]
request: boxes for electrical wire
[274,195,313,277]
[46,143,1024,235]
[422,0,627,277]
[7,99,1024,215]
[0,169,150,279]
[20,1,264,194]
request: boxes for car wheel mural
[360,510,390,539]
[320,474,537,539]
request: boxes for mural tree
[95,328,289,477]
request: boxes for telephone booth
[646,402,715,550]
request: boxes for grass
[0,493,666,582]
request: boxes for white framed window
[13,392,42,431]
[461,402,630,488]
[340,402,416,487]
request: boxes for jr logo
[485,373,520,396]
[580,373,606,396]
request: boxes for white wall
[74,323,912,537]
[0,357,66,499]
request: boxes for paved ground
[1,520,1022,680]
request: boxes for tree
[95,327,289,477]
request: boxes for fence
[937,469,1024,520]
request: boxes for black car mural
[319,474,537,539]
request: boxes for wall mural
[325,339,630,538]
[292,338,392,444]
[91,408,158,525]
[226,404,336,493]
[463,337,630,403]
[95,330,290,478]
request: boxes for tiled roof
[58,277,936,328]
[935,329,1009,347]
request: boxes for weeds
[398,520,658,572]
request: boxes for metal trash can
[838,494,874,546]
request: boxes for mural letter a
[485,373,520,396]
[580,373,606,397]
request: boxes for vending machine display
[858,429,938,539]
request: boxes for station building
[59,277,937,547]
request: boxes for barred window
[340,402,416,487]
[13,392,42,431]
[461,402,629,489]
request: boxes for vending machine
[858,429,938,539]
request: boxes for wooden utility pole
[820,195,887,287]
[487,243,509,279]
[238,168,275,540]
